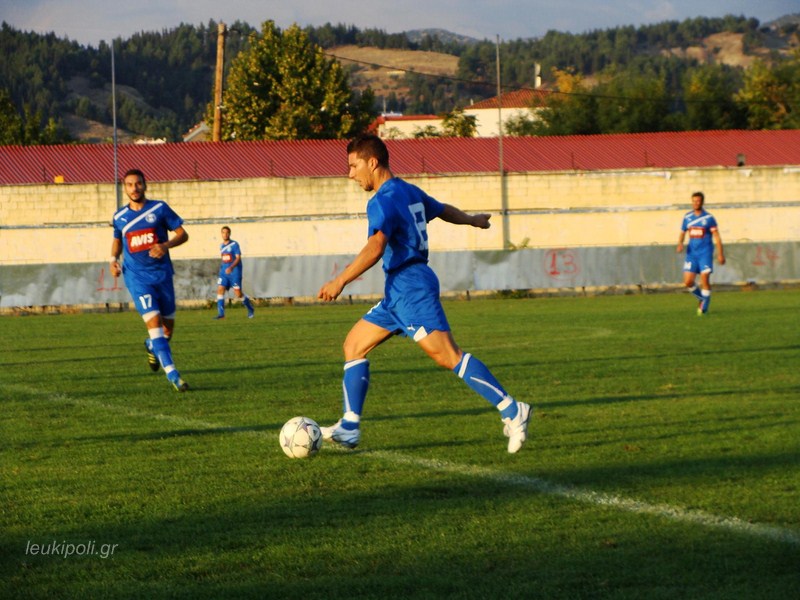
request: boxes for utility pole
[213,22,227,142]
[111,39,120,208]
[496,35,509,249]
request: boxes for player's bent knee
[422,347,461,370]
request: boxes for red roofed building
[370,113,444,139]
[368,89,547,139]
[464,88,548,137]
[2,130,800,186]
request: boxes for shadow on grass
[3,464,799,600]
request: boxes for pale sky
[1,0,797,47]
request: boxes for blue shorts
[683,250,713,274]
[218,270,243,291]
[363,262,450,341]
[124,271,176,318]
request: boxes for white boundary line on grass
[374,452,800,547]
[17,388,800,548]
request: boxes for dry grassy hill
[665,31,798,68]
[326,45,460,98]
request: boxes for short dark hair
[221,226,231,233]
[692,191,705,203]
[123,168,146,184]
[347,133,389,168]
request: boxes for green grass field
[2,290,799,599]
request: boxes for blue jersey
[681,209,718,255]
[367,177,445,273]
[112,199,184,285]
[219,240,243,276]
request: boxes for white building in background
[372,88,547,139]
[463,89,546,137]
[372,113,444,139]
[182,121,211,142]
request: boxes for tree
[683,64,745,130]
[527,68,600,136]
[441,108,476,137]
[503,112,538,136]
[412,125,442,138]
[593,67,672,133]
[0,87,69,145]
[216,21,375,141]
[0,88,24,144]
[735,51,800,130]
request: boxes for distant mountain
[763,13,800,29]
[404,28,481,46]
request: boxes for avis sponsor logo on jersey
[689,226,707,238]
[126,227,157,253]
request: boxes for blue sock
[453,353,517,419]
[688,285,703,300]
[217,297,225,316]
[341,359,369,429]
[243,296,253,312]
[151,336,176,373]
[701,289,711,312]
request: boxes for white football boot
[502,401,531,453]
[320,419,360,449]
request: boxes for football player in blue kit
[110,169,189,392]
[677,191,726,315]
[318,134,531,453]
[214,226,255,319]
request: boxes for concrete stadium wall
[1,165,799,307]
[2,242,798,309]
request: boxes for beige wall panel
[2,165,798,265]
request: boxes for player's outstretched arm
[318,231,387,302]
[438,204,491,229]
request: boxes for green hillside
[0,14,798,143]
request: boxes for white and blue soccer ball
[279,416,323,458]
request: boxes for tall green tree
[216,21,375,140]
[593,67,672,133]
[735,51,800,129]
[683,64,745,130]
[0,87,24,144]
[0,87,68,145]
[527,69,601,136]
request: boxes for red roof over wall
[1,130,799,185]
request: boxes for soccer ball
[279,416,323,458]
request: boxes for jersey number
[408,202,429,251]
[138,294,153,310]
